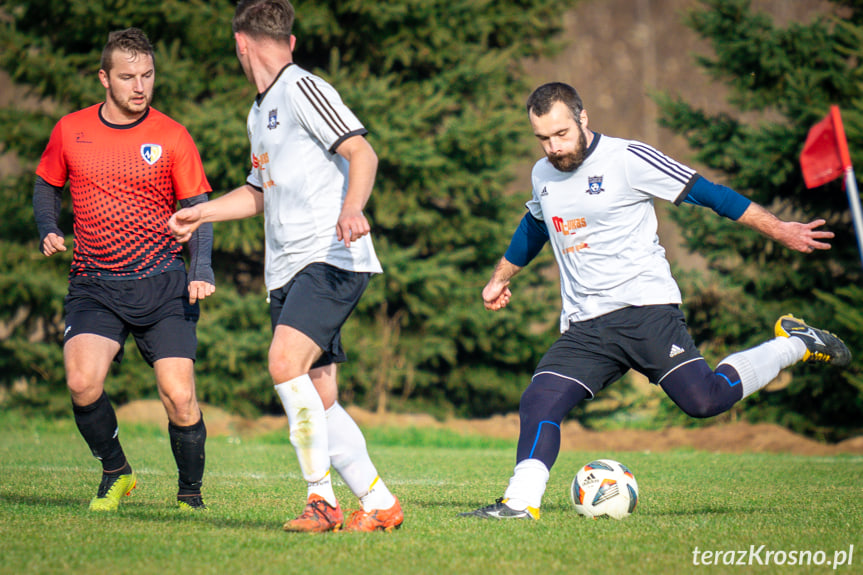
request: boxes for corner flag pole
[830,106,863,270]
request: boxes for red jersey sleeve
[36,120,69,187]
[172,127,211,201]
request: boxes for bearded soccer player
[168,0,402,532]
[34,28,214,511]
[460,82,852,520]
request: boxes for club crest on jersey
[586,175,604,195]
[267,108,280,130]
[140,144,162,165]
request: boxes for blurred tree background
[654,0,863,440]
[0,0,567,418]
[0,0,860,441]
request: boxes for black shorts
[269,263,371,369]
[63,270,199,366]
[534,304,702,397]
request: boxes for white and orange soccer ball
[570,459,638,520]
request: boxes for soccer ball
[571,459,638,520]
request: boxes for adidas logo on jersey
[669,344,685,358]
[540,186,549,197]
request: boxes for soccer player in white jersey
[460,82,851,520]
[168,0,402,532]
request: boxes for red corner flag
[800,105,852,188]
[800,105,863,269]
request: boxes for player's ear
[234,32,248,55]
[289,34,296,52]
[578,109,589,129]
[98,69,110,90]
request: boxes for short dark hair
[526,82,584,121]
[100,28,155,74]
[233,0,295,42]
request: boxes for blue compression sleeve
[681,175,751,220]
[504,212,549,267]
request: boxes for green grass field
[1,411,861,575]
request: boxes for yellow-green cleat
[775,314,852,367]
[89,471,137,511]
[177,495,208,511]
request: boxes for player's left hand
[778,219,834,253]
[337,208,371,248]
[188,281,215,304]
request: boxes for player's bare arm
[169,184,264,243]
[483,257,523,311]
[736,202,834,253]
[335,135,377,248]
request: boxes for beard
[548,127,588,172]
[107,86,150,118]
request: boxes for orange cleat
[283,494,344,533]
[344,497,404,532]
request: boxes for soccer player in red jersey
[33,28,214,511]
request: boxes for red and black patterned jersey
[36,104,211,279]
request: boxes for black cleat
[458,498,539,520]
[775,314,852,367]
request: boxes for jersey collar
[98,103,150,130]
[256,62,294,106]
[584,131,601,160]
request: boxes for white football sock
[274,375,331,490]
[503,458,549,511]
[325,402,395,511]
[718,336,806,399]
[306,470,337,507]
[359,476,396,512]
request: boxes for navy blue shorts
[63,270,199,366]
[534,304,702,397]
[269,263,371,369]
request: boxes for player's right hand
[41,232,66,257]
[168,207,202,243]
[482,281,512,311]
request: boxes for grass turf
[1,411,861,575]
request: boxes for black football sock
[72,391,128,473]
[169,414,206,497]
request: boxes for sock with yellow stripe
[325,402,395,511]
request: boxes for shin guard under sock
[72,391,127,472]
[169,414,207,496]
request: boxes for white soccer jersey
[526,133,695,331]
[246,64,383,291]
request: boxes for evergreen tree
[0,0,573,417]
[654,0,863,439]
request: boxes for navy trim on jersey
[680,175,751,220]
[298,77,352,136]
[328,128,370,155]
[673,174,700,205]
[627,142,695,185]
[98,103,150,130]
[256,63,294,105]
[505,212,549,267]
[583,131,601,160]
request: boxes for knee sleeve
[516,372,589,470]
[660,359,743,418]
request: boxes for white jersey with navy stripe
[246,63,382,291]
[526,133,696,331]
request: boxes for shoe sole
[282,524,342,533]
